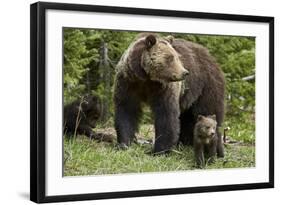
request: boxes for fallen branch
[242,75,255,81]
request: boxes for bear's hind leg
[216,128,224,157]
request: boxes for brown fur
[113,33,225,155]
[173,38,225,157]
[64,95,114,143]
[193,115,217,167]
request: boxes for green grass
[64,117,255,176]
[224,115,255,144]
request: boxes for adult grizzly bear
[113,33,225,156]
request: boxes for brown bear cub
[193,115,218,168]
[114,33,225,156]
[64,95,113,142]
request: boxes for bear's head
[142,35,189,82]
[195,115,217,144]
[128,34,188,82]
[81,94,102,124]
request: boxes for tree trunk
[86,69,91,94]
[99,41,111,122]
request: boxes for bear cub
[193,115,218,168]
[64,94,113,142]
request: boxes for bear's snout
[182,70,189,76]
[171,69,189,81]
[210,129,216,137]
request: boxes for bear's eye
[167,55,174,62]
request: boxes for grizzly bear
[193,115,218,167]
[113,33,225,156]
[64,94,114,142]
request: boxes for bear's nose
[183,70,189,76]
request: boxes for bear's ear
[165,35,174,44]
[145,35,156,49]
[209,114,216,120]
[197,115,204,121]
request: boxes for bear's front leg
[152,94,180,154]
[77,124,95,139]
[194,143,205,168]
[114,96,141,149]
[206,137,217,164]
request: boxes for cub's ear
[145,35,157,49]
[165,35,174,44]
[209,114,216,120]
[197,115,204,121]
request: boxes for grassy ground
[64,118,255,176]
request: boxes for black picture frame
[30,1,274,203]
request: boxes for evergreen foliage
[63,28,255,122]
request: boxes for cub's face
[196,115,217,144]
[81,95,102,120]
[141,35,189,83]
